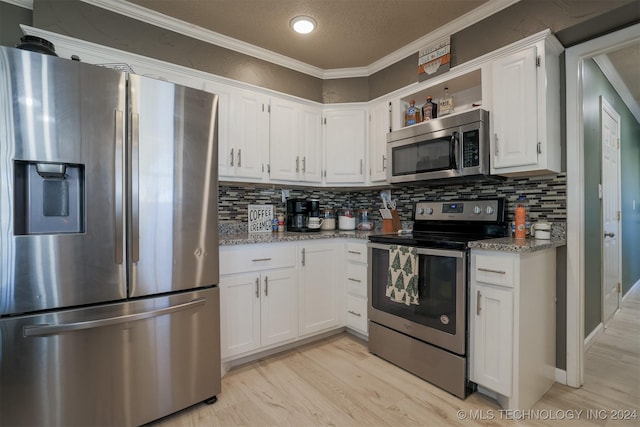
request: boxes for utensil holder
[382,210,401,232]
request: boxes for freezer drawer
[0,287,220,427]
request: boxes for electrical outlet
[281,189,290,203]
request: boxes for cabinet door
[220,273,261,358]
[202,81,235,178]
[235,89,268,179]
[324,109,366,183]
[300,105,323,183]
[369,101,391,182]
[491,46,538,170]
[260,269,298,347]
[471,283,513,396]
[269,97,300,181]
[298,243,342,336]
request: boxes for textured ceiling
[124,0,638,105]
[126,0,490,70]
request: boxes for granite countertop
[219,229,377,246]
[467,236,566,253]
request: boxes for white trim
[79,0,519,79]
[623,278,640,303]
[565,22,640,390]
[0,0,32,9]
[593,54,640,123]
[554,368,567,385]
[584,322,604,351]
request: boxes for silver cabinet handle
[114,110,124,265]
[347,250,361,255]
[264,276,268,296]
[604,232,615,238]
[382,155,387,171]
[301,248,306,267]
[296,156,299,172]
[238,149,242,167]
[477,290,481,316]
[348,310,361,317]
[251,258,272,262]
[478,267,506,275]
[537,142,542,154]
[302,156,306,173]
[348,278,362,283]
[494,133,499,155]
[23,298,206,337]
[360,159,363,175]
[230,148,234,166]
[255,277,260,298]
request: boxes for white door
[219,273,261,358]
[260,269,298,347]
[369,100,391,182]
[324,108,366,183]
[269,97,300,181]
[234,89,268,179]
[300,105,324,183]
[601,97,621,324]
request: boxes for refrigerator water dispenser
[13,161,85,234]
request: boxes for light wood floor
[153,285,640,426]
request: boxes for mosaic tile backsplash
[219,173,566,226]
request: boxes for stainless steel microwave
[387,108,490,184]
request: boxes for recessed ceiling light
[290,16,316,34]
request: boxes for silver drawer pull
[348,278,362,283]
[251,258,272,262]
[478,267,506,275]
[348,310,362,317]
[347,250,362,255]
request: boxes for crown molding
[593,53,640,123]
[1,0,33,9]
[80,0,520,79]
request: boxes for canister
[338,208,356,230]
[320,208,336,230]
[357,209,373,230]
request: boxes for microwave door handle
[449,132,458,169]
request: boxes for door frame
[565,23,640,388]
[600,96,622,325]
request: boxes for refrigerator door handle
[23,297,206,337]
[131,112,140,262]
[115,110,124,264]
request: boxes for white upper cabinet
[269,97,301,181]
[368,100,391,183]
[490,33,563,176]
[201,81,234,178]
[324,108,367,184]
[231,89,270,180]
[269,99,323,183]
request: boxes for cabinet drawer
[220,244,296,275]
[473,253,515,287]
[346,263,367,298]
[346,242,367,264]
[346,295,367,334]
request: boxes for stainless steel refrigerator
[0,46,221,426]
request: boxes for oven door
[368,242,466,355]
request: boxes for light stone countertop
[219,229,377,246]
[467,236,566,253]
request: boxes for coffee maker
[286,198,320,232]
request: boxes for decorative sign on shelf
[418,37,451,81]
[248,204,274,233]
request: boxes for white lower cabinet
[470,248,556,410]
[298,242,343,337]
[344,241,368,336]
[219,244,298,359]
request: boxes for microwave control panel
[462,129,480,168]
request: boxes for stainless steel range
[367,198,507,398]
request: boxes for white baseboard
[555,368,567,384]
[584,322,604,351]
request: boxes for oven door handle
[368,242,464,258]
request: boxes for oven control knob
[417,207,425,215]
[425,207,434,215]
[473,206,482,215]
[485,206,495,215]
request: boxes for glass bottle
[422,96,437,121]
[439,87,454,116]
[405,100,419,126]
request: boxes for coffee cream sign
[248,204,274,233]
